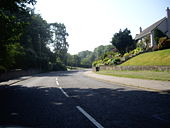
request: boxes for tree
[0,0,36,45]
[0,0,69,72]
[50,23,69,64]
[93,45,115,59]
[0,0,37,71]
[78,50,93,67]
[111,28,134,55]
[154,28,167,45]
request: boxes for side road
[84,71,170,92]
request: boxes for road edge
[83,71,168,93]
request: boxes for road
[0,70,170,128]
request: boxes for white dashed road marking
[76,106,104,128]
[56,80,59,86]
[59,87,69,97]
[56,77,69,97]
[56,77,104,128]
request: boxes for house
[135,7,170,47]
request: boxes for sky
[35,0,170,54]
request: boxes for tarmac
[0,70,170,93]
[84,71,170,93]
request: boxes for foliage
[110,28,135,55]
[93,45,115,59]
[136,35,151,51]
[53,61,67,71]
[0,0,36,45]
[50,23,69,64]
[92,60,104,67]
[0,65,7,74]
[76,50,93,67]
[123,47,143,60]
[0,0,69,72]
[66,54,81,67]
[92,52,122,66]
[157,37,170,50]
[69,45,117,67]
[154,28,167,45]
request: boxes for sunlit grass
[121,49,170,66]
[96,70,170,81]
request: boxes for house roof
[135,17,167,40]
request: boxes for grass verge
[96,70,170,81]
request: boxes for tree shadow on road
[0,84,170,128]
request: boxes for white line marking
[76,106,104,128]
[55,77,69,97]
[55,77,59,85]
[59,87,69,97]
[56,80,59,86]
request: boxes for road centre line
[55,77,69,97]
[55,78,59,85]
[59,87,69,97]
[55,77,104,127]
[76,106,104,128]
[56,80,59,86]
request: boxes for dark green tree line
[0,0,69,73]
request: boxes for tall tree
[0,0,36,70]
[111,28,134,55]
[50,23,69,64]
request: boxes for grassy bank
[121,49,170,66]
[96,70,170,81]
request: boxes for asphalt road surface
[0,70,170,128]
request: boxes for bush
[92,60,104,67]
[123,47,142,61]
[123,52,130,60]
[108,58,121,65]
[53,62,67,71]
[154,28,167,45]
[0,65,7,74]
[158,37,170,50]
[137,40,146,51]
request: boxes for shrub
[154,28,167,45]
[158,37,170,50]
[92,60,103,67]
[123,52,130,60]
[137,40,146,51]
[123,47,142,61]
[114,58,121,64]
[133,47,143,55]
[53,62,67,71]
[0,65,7,74]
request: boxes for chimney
[166,7,170,18]
[140,27,142,33]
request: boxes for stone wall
[0,69,40,82]
[93,65,170,72]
